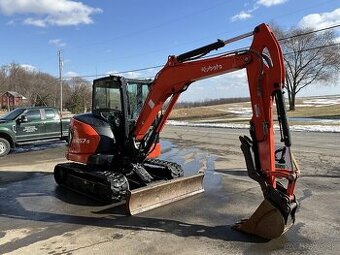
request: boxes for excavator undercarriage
[54,158,196,203]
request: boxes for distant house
[1,91,27,110]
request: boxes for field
[170,95,340,126]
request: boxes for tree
[0,63,60,107]
[273,26,340,111]
[64,77,92,113]
[0,66,7,92]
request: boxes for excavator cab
[92,76,151,140]
[91,76,161,160]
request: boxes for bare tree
[0,67,7,91]
[0,63,60,107]
[30,72,59,106]
[65,77,92,113]
[273,26,340,111]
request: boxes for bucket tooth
[126,173,204,215]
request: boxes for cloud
[49,39,66,47]
[256,0,288,7]
[298,8,340,30]
[0,0,102,27]
[20,64,38,72]
[335,36,340,44]
[24,18,47,27]
[231,0,287,22]
[231,11,252,22]
[65,71,79,78]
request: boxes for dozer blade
[233,199,293,240]
[126,173,204,215]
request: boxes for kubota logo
[201,64,222,73]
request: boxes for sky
[0,0,339,101]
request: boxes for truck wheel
[0,138,11,157]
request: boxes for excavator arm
[132,23,298,239]
[135,24,283,154]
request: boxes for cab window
[127,83,149,120]
[45,109,57,120]
[26,110,41,122]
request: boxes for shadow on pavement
[10,140,67,155]
[0,173,268,253]
[0,171,46,185]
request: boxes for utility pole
[58,50,63,117]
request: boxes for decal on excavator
[201,64,223,73]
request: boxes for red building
[1,91,27,110]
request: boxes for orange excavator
[54,23,299,239]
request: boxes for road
[0,126,339,255]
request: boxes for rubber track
[144,158,184,178]
[54,163,129,203]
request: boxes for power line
[278,24,340,41]
[195,42,340,62]
[72,64,165,79]
[63,24,340,79]
[284,42,340,55]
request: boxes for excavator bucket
[126,173,204,215]
[233,199,293,239]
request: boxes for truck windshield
[0,108,25,120]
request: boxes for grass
[170,97,340,123]
[287,104,340,119]
[169,106,238,120]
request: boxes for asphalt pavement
[0,126,339,255]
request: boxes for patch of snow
[288,125,340,133]
[294,104,315,107]
[319,119,340,124]
[168,120,250,129]
[167,120,340,133]
[228,107,252,116]
[302,97,340,107]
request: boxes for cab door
[16,109,44,142]
[41,108,61,139]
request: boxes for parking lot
[0,126,339,255]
